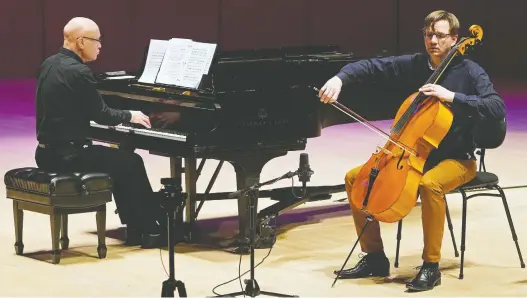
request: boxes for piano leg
[227,151,288,252]
[184,157,198,240]
[169,157,183,190]
[170,157,198,242]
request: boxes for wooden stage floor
[0,79,526,296]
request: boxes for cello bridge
[376,146,395,157]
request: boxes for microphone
[226,157,310,199]
[297,153,314,189]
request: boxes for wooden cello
[333,25,484,223]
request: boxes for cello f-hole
[396,152,405,170]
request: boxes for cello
[336,25,483,223]
[327,24,484,286]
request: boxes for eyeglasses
[79,36,102,44]
[422,30,451,40]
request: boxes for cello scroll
[454,24,483,55]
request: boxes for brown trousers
[345,159,477,262]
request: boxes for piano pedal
[256,233,277,250]
[223,218,277,254]
[256,218,277,249]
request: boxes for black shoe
[124,226,143,246]
[141,232,166,249]
[405,262,441,291]
[140,221,168,249]
[334,252,390,279]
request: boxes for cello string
[312,86,417,156]
[313,86,394,138]
[330,102,417,157]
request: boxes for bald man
[35,17,165,248]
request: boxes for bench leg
[60,214,69,249]
[13,201,24,255]
[50,212,61,264]
[96,205,107,259]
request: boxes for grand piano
[88,44,400,249]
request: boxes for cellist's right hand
[319,76,343,104]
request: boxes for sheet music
[138,39,169,84]
[155,38,193,86]
[138,38,217,88]
[178,42,217,88]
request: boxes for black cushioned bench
[4,167,113,264]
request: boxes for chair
[394,117,525,279]
[4,167,113,264]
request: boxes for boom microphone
[298,153,314,189]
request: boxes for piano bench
[3,167,113,264]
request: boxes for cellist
[318,10,506,292]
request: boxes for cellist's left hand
[419,84,455,102]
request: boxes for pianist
[34,17,165,248]
[318,10,505,292]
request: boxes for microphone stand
[160,178,187,298]
[213,171,300,298]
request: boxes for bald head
[63,17,101,62]
[63,17,98,41]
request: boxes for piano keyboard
[90,121,187,142]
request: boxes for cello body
[350,92,453,223]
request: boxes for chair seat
[457,171,499,191]
[4,167,113,208]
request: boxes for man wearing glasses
[318,10,505,291]
[35,17,165,249]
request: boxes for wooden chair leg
[50,212,61,264]
[12,201,24,255]
[96,205,107,259]
[60,214,69,249]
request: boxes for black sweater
[36,48,131,144]
[335,53,506,165]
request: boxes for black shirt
[36,48,131,144]
[335,53,506,165]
